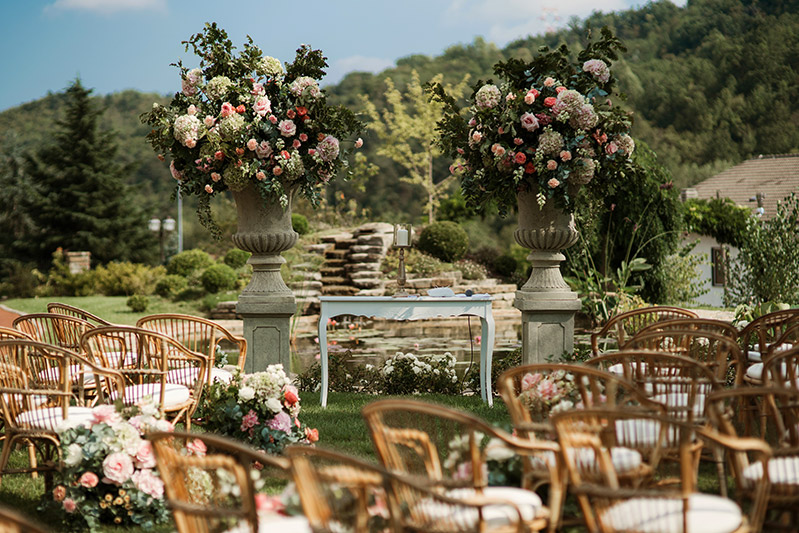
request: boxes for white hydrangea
[257,56,284,79]
[205,75,233,100]
[64,443,83,467]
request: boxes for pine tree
[24,79,155,267]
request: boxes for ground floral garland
[41,402,176,530]
[196,364,318,453]
[142,22,363,237]
[431,27,635,215]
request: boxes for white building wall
[681,232,738,308]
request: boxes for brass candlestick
[393,224,412,297]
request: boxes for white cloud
[45,0,167,14]
[325,55,395,85]
[445,0,630,46]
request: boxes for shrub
[126,294,149,312]
[455,259,487,280]
[166,249,214,277]
[94,262,165,296]
[154,274,188,299]
[382,249,447,278]
[379,352,460,395]
[223,248,251,269]
[0,260,41,298]
[292,213,310,235]
[201,264,238,293]
[417,221,469,262]
[493,254,519,278]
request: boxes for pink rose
[187,438,207,457]
[246,138,258,151]
[278,119,296,137]
[63,498,77,513]
[91,404,120,426]
[272,166,282,176]
[214,150,224,160]
[135,440,156,469]
[605,141,618,155]
[255,171,266,181]
[521,372,542,391]
[497,126,505,134]
[555,86,567,94]
[186,104,197,116]
[204,115,215,127]
[286,109,296,119]
[132,469,164,499]
[299,133,309,142]
[255,141,272,159]
[537,379,559,400]
[185,138,196,148]
[103,452,134,485]
[181,79,196,96]
[255,493,285,514]
[520,112,539,132]
[524,91,536,105]
[354,137,363,148]
[471,131,482,143]
[205,184,213,193]
[268,114,278,124]
[251,82,265,96]
[241,409,259,432]
[253,96,271,117]
[220,102,235,118]
[491,143,506,157]
[292,139,301,149]
[513,137,524,146]
[547,159,558,170]
[544,97,557,107]
[547,177,560,188]
[53,485,66,502]
[544,77,556,87]
[79,471,99,488]
[307,149,316,156]
[560,150,572,161]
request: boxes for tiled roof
[687,154,799,219]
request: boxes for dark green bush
[493,254,519,278]
[0,260,41,298]
[126,294,149,312]
[292,213,310,235]
[223,249,251,269]
[166,249,214,277]
[201,264,238,293]
[418,221,469,262]
[154,274,188,299]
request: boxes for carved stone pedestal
[513,191,581,364]
[232,185,297,373]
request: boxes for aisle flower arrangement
[517,370,579,421]
[141,22,363,236]
[42,402,176,530]
[196,364,318,453]
[431,27,635,214]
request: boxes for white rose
[266,397,283,413]
[485,438,516,462]
[238,386,256,401]
[64,444,83,467]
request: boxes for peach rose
[53,485,66,502]
[79,471,99,488]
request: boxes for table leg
[318,313,329,408]
[481,313,495,407]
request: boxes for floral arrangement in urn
[431,27,634,215]
[41,402,176,530]
[517,370,583,421]
[195,364,318,453]
[142,22,363,236]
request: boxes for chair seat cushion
[166,367,233,386]
[527,447,642,476]
[748,350,762,362]
[600,493,743,533]
[650,392,706,419]
[743,456,799,486]
[614,419,685,448]
[110,383,190,409]
[416,486,543,528]
[15,406,95,431]
[256,515,312,533]
[746,363,763,381]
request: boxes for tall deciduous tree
[361,71,469,224]
[24,79,154,267]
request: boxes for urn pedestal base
[514,290,581,365]
[237,295,295,374]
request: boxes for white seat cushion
[110,383,190,409]
[570,447,643,475]
[650,392,706,419]
[15,406,95,431]
[601,493,743,533]
[746,363,763,381]
[166,367,233,386]
[614,419,685,448]
[256,515,312,533]
[742,456,799,486]
[415,486,542,528]
[748,350,762,362]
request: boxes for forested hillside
[1,0,797,226]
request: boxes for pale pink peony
[135,440,156,469]
[63,498,77,513]
[103,452,134,485]
[267,411,292,433]
[132,469,164,499]
[187,438,207,457]
[547,177,560,189]
[253,95,271,117]
[521,372,542,391]
[181,79,196,96]
[278,119,296,137]
[220,102,235,118]
[79,471,99,488]
[544,77,556,87]
[520,112,539,132]
[537,379,560,400]
[91,404,121,426]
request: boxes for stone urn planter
[513,189,581,364]
[232,184,298,373]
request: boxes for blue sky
[0,0,685,112]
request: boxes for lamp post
[149,216,176,264]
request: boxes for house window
[711,247,726,286]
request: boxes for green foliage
[153,274,188,299]
[291,213,310,235]
[682,197,750,247]
[454,259,487,280]
[0,259,40,298]
[126,294,149,312]
[382,248,448,278]
[223,248,251,269]
[493,253,520,279]
[725,194,799,305]
[166,248,214,277]
[94,262,165,296]
[35,249,96,297]
[659,242,710,306]
[463,349,522,395]
[417,221,469,262]
[200,263,238,293]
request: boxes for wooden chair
[705,387,799,532]
[0,504,52,533]
[739,309,799,364]
[46,302,112,327]
[761,344,799,391]
[148,430,308,533]
[590,306,698,356]
[0,327,32,341]
[287,444,538,533]
[552,408,750,533]
[12,313,92,352]
[136,313,246,386]
[496,363,666,529]
[80,326,207,429]
[0,340,124,489]
[362,398,551,532]
[635,317,739,341]
[624,329,744,386]
[743,325,799,386]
